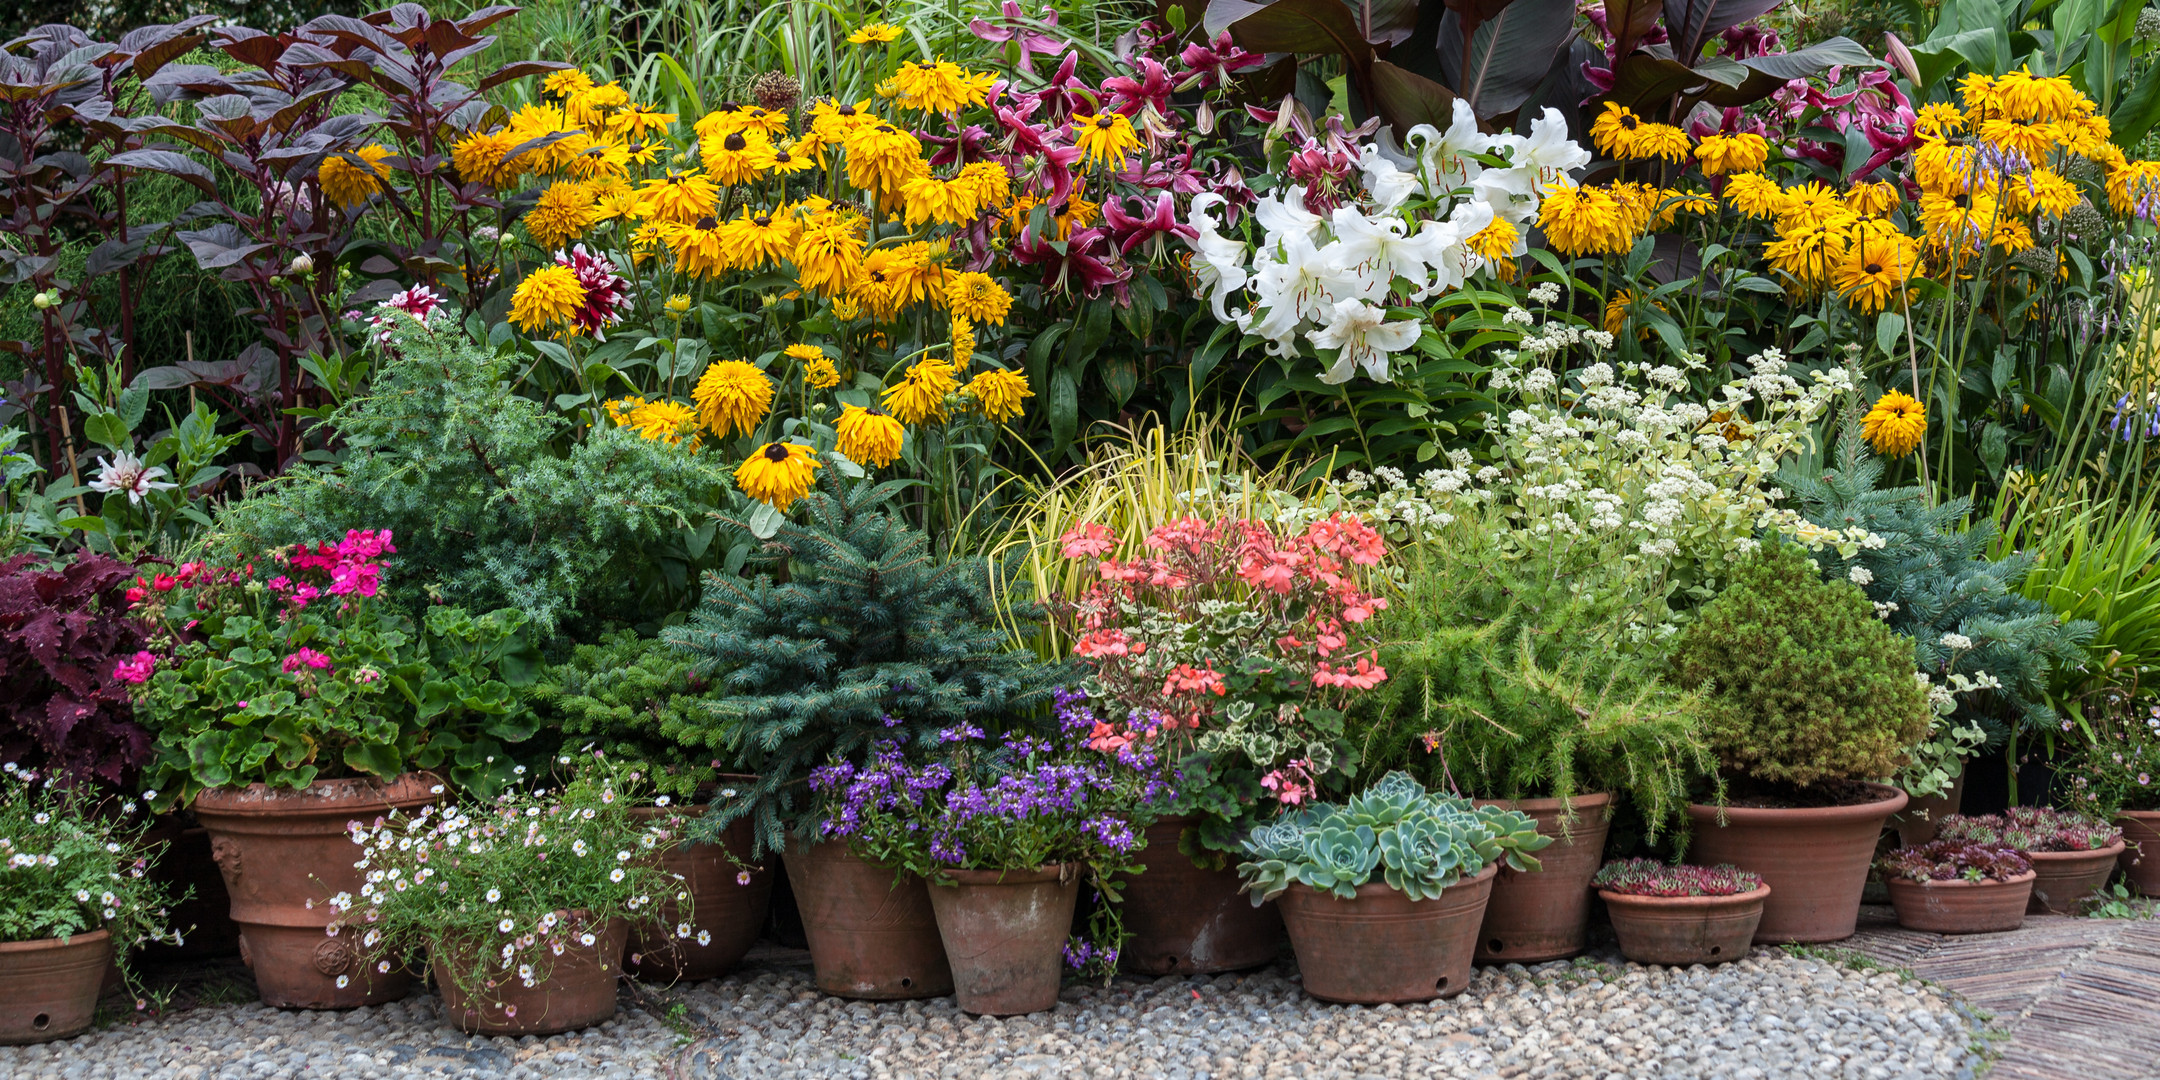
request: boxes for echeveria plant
[1235,772,1549,903]
[1877,841,2032,884]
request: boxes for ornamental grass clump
[1235,772,1550,904]
[324,758,681,1011]
[1936,807,2123,853]
[1668,541,1933,793]
[1877,840,2032,884]
[0,763,179,986]
[1591,858,1763,898]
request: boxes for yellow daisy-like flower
[1535,183,1627,258]
[736,107,789,140]
[888,59,994,113]
[1913,139,1976,197]
[950,315,976,367]
[609,104,677,142]
[452,129,519,189]
[567,82,631,131]
[1834,227,1917,315]
[1693,132,1770,176]
[544,68,596,99]
[848,22,902,45]
[634,172,719,225]
[1627,123,1691,164]
[963,368,1031,423]
[1862,391,1927,458]
[1763,220,1851,293]
[566,137,632,182]
[754,142,817,177]
[944,272,1013,326]
[1468,217,1520,263]
[664,294,693,317]
[693,360,776,438]
[719,211,801,272]
[800,356,841,389]
[1722,172,1791,219]
[1669,190,1719,217]
[1844,181,1901,217]
[701,130,770,187]
[1977,116,2058,165]
[881,357,959,424]
[608,397,702,446]
[843,123,926,196]
[659,214,729,277]
[319,144,393,209]
[2017,167,2081,218]
[1589,102,1644,158]
[836,404,906,467]
[509,264,587,336]
[734,442,820,510]
[900,174,984,228]
[1603,288,1634,337]
[793,216,868,297]
[525,180,600,250]
[1914,103,1964,138]
[1071,112,1141,171]
[2106,159,2160,219]
[957,161,1013,211]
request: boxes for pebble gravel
[0,948,1978,1080]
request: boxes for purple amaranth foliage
[1592,858,1764,898]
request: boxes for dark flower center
[754,215,772,227]
[1096,115,1116,129]
[1866,262,1884,274]
[763,444,790,461]
[696,215,718,230]
[1620,115,1638,130]
[837,104,856,116]
[724,133,747,151]
[773,151,791,163]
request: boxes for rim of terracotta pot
[2026,841,2127,861]
[1473,791,1613,815]
[193,772,443,813]
[1884,870,2036,890]
[937,864,1074,888]
[1685,782,1908,826]
[0,928,112,956]
[1597,883,1771,909]
[1291,861,1498,903]
[2119,809,2160,820]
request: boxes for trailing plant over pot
[325,757,679,1036]
[1877,840,2035,935]
[1592,859,1767,967]
[0,762,179,1044]
[2056,696,2160,897]
[0,553,155,787]
[806,692,1162,1014]
[1235,772,1548,1004]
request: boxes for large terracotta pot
[141,820,241,960]
[1684,783,1906,944]
[435,915,626,1036]
[1600,886,1767,966]
[1116,815,1283,974]
[784,840,952,999]
[624,804,772,984]
[0,931,112,1045]
[1892,768,1966,849]
[193,774,440,1008]
[1276,863,1497,1004]
[2026,842,2127,914]
[1886,873,2034,934]
[926,864,1080,1016]
[2117,811,2160,897]
[1473,793,1611,964]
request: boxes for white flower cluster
[1184,102,1592,384]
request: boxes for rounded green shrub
[1669,541,1931,788]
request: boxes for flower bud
[288,254,315,275]
[31,291,55,310]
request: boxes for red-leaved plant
[0,553,155,785]
[1593,858,1764,898]
[1053,514,1389,855]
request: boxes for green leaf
[83,410,131,452]
[1875,311,1906,359]
[344,740,404,780]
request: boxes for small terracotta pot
[140,819,241,961]
[2026,842,2127,914]
[1115,815,1283,974]
[1277,863,1497,1004]
[2117,811,2160,898]
[624,804,772,984]
[1892,768,1966,849]
[1886,872,2033,934]
[193,774,440,1008]
[0,931,112,1045]
[926,865,1080,1016]
[1473,793,1611,964]
[1685,783,1906,944]
[785,840,952,999]
[434,915,627,1036]
[1600,886,1767,966]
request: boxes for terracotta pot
[1684,783,1906,944]
[1601,886,1767,966]
[1115,815,1283,974]
[141,820,241,961]
[926,865,1080,1016]
[624,805,772,984]
[2026,842,2127,914]
[784,840,952,999]
[1276,863,1497,1004]
[2117,811,2160,898]
[1473,793,1611,964]
[1892,768,1966,849]
[193,774,440,1008]
[435,915,626,1036]
[1886,872,2034,934]
[0,931,112,1045]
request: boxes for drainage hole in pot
[32,1013,50,1030]
[900,978,913,989]
[1709,946,1721,956]
[1165,955,1180,970]
[1435,977,1448,991]
[1488,939,1504,953]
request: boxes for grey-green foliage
[1784,431,2096,741]
[214,319,730,636]
[1236,772,1551,903]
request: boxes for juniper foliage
[527,630,729,798]
[663,469,1068,856]
[1784,435,2094,741]
[214,321,731,636]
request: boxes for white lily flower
[1357,145,1419,213]
[88,450,177,506]
[1309,298,1423,384]
[1252,185,1324,243]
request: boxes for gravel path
[0,948,1977,1080]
